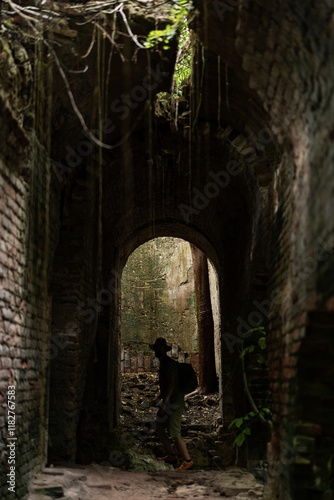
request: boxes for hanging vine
[228,327,272,458]
[1,0,194,147]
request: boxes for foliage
[173,23,192,95]
[239,326,266,359]
[228,412,253,448]
[145,1,192,96]
[228,407,271,448]
[145,0,193,110]
[229,326,272,450]
[144,0,192,50]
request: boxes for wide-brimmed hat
[149,337,172,351]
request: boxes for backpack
[178,362,198,395]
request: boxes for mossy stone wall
[121,237,198,354]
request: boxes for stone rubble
[27,372,265,498]
[119,372,231,470]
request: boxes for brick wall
[190,0,334,495]
[1,2,334,497]
[0,150,51,498]
[48,163,102,463]
[0,160,31,498]
[0,32,52,497]
[233,2,334,497]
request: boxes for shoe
[175,459,194,471]
[157,454,178,463]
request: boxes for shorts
[156,399,185,438]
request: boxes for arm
[159,368,176,412]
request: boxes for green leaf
[240,345,254,359]
[258,337,266,350]
[233,426,251,448]
[260,407,271,415]
[228,420,235,429]
[245,326,265,336]
[145,2,189,46]
[228,417,243,429]
[234,417,244,428]
[234,433,246,448]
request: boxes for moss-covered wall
[121,237,198,354]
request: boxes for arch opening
[117,236,223,469]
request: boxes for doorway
[118,236,223,469]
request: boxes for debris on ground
[27,372,266,498]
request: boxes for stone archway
[4,2,334,499]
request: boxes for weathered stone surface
[27,465,264,499]
[31,486,64,498]
[121,237,198,354]
[127,453,174,472]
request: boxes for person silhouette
[149,337,194,471]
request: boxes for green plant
[173,22,192,95]
[228,407,272,448]
[229,326,272,452]
[239,326,266,358]
[228,412,253,448]
[144,0,192,50]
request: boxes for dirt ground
[28,464,264,499]
[27,373,266,499]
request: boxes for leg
[173,435,190,460]
[155,422,176,456]
[167,401,191,460]
[167,401,194,470]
